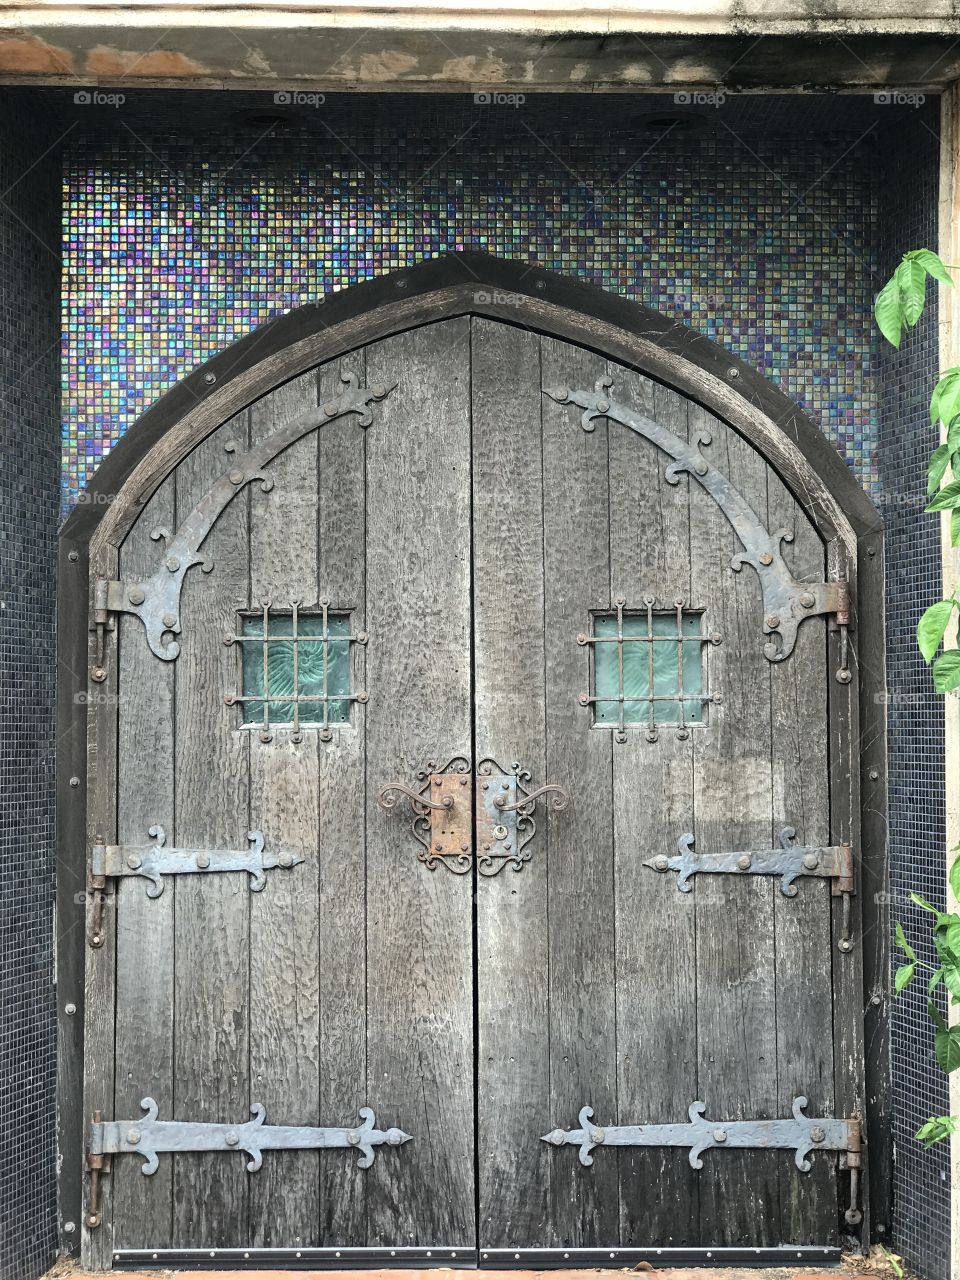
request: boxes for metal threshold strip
[113,1243,842,1269]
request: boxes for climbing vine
[876,248,960,1145]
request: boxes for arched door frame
[57,253,889,1259]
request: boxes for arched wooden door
[70,264,880,1271]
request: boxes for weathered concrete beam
[1,5,960,89]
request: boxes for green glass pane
[594,611,703,726]
[241,613,352,726]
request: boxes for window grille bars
[578,596,721,743]
[224,600,367,742]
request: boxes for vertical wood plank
[607,368,699,1247]
[315,350,368,1244]
[767,474,837,1244]
[541,337,618,1248]
[472,319,550,1249]
[113,477,177,1248]
[81,543,119,1271]
[364,319,475,1246]
[247,369,322,1247]
[689,407,779,1246]
[172,413,251,1247]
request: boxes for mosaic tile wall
[877,117,951,1280]
[0,92,62,1280]
[61,92,883,511]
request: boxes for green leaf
[933,649,960,694]
[914,892,942,916]
[929,997,947,1029]
[895,962,917,993]
[916,1115,960,1147]
[918,600,955,663]
[875,276,904,348]
[931,368,960,425]
[926,478,960,511]
[952,508,960,547]
[935,1024,960,1073]
[909,248,956,286]
[930,968,944,995]
[897,257,928,325]
[929,443,951,494]
[941,961,960,1002]
[949,853,960,902]
[895,920,918,962]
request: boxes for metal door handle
[377,781,454,815]
[493,783,569,816]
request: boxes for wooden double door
[97,315,858,1262]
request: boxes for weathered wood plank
[314,349,368,1244]
[247,369,322,1247]
[607,366,699,1247]
[363,320,475,1246]
[472,318,550,1249]
[172,412,251,1247]
[767,472,836,1244]
[81,541,119,1271]
[689,406,779,1246]
[541,336,618,1248]
[113,475,177,1249]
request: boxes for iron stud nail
[279,853,293,867]
[459,776,468,785]
[323,402,339,416]
[590,1127,605,1143]
[736,854,752,870]
[548,1129,565,1146]
[504,842,512,851]
[654,855,669,871]
[126,854,142,870]
[868,768,880,781]
[811,1126,826,1143]
[501,782,510,790]
[460,843,469,852]
[483,843,492,851]
[127,586,146,606]
[68,549,79,562]
[694,461,708,475]
[482,782,489,790]
[800,592,816,608]
[758,552,773,566]
[802,852,820,869]
[225,1132,239,1147]
[196,853,210,869]
[347,1130,360,1145]
[203,370,217,385]
[162,613,176,629]
[165,556,180,572]
[596,398,610,413]
[713,1128,728,1142]
[434,843,444,853]
[127,1130,140,1145]
[766,614,780,628]
[65,1003,77,1016]
[727,367,740,378]
[228,470,244,485]
[839,939,853,953]
[70,776,80,788]
[372,384,386,398]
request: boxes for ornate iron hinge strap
[543,1098,862,1225]
[87,827,302,947]
[644,827,854,897]
[87,1097,410,1192]
[91,372,395,679]
[544,376,851,673]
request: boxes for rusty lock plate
[426,772,473,873]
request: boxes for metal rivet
[63,1221,76,1234]
[766,614,780,628]
[459,776,468,785]
[279,853,293,868]
[868,768,880,780]
[654,855,669,871]
[800,592,816,608]
[127,586,146,606]
[68,550,79,563]
[811,1126,825,1143]
[870,993,882,1006]
[69,776,80,788]
[203,370,217,385]
[126,854,142,870]
[590,1127,605,1144]
[196,853,210,869]
[727,367,740,378]
[228,470,244,485]
[323,401,339,416]
[162,613,177,629]
[802,852,820,870]
[713,1128,728,1142]
[64,1003,77,1016]
[461,843,469,852]
[839,939,853,953]
[347,1130,360,1145]
[372,384,386,398]
[127,1130,141,1145]
[868,545,877,557]
[596,398,610,413]
[837,668,853,685]
[736,854,752,870]
[758,552,773,566]
[482,781,489,789]
[434,843,444,853]
[165,557,180,573]
[225,1131,239,1146]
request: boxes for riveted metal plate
[644,827,854,897]
[428,772,473,872]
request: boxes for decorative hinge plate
[86,1097,410,1212]
[645,828,854,897]
[89,373,394,680]
[544,377,853,677]
[87,827,302,947]
[543,1097,862,1224]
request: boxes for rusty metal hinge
[85,1111,111,1228]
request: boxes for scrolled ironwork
[544,376,849,666]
